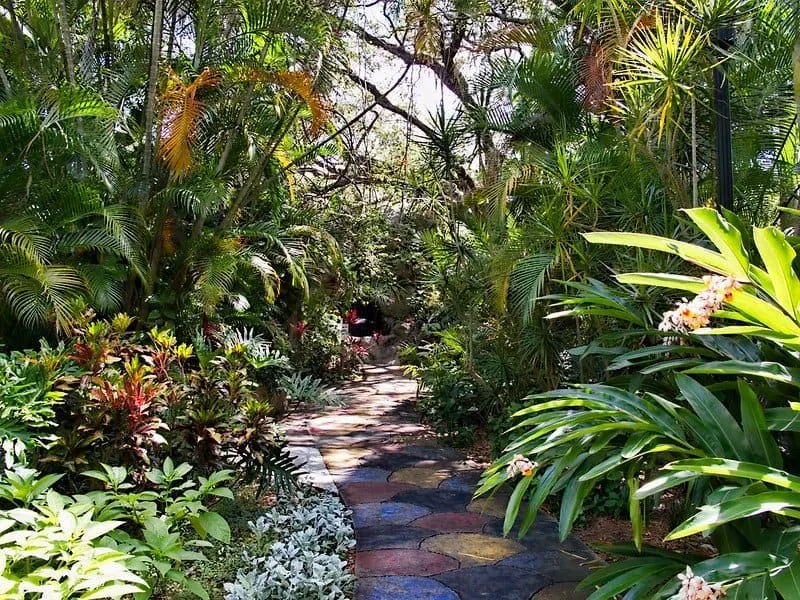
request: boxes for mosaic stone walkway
[283,365,595,600]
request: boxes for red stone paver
[340,481,417,504]
[355,549,459,576]
[411,512,493,533]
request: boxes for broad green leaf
[765,408,800,432]
[504,475,533,536]
[676,374,746,459]
[628,472,642,551]
[197,511,230,544]
[753,226,800,319]
[559,476,593,540]
[529,422,658,455]
[83,520,123,541]
[173,462,193,480]
[641,358,705,374]
[579,454,630,482]
[616,272,705,293]
[771,552,800,598]
[726,291,800,338]
[520,447,580,536]
[623,564,690,599]
[59,510,77,537]
[585,565,667,600]
[685,208,750,279]
[691,551,785,583]
[685,361,800,386]
[636,470,701,500]
[609,345,717,371]
[667,492,800,540]
[30,473,64,501]
[692,326,800,347]
[582,561,678,600]
[728,574,776,600]
[664,459,800,492]
[506,410,621,448]
[738,381,782,468]
[583,232,737,274]
[621,433,661,459]
[182,578,210,600]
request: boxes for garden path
[283,364,594,600]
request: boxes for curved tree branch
[347,70,475,191]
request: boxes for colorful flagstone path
[283,365,595,600]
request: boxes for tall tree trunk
[0,65,10,96]
[98,0,112,69]
[140,0,165,206]
[54,0,77,87]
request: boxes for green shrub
[0,468,147,599]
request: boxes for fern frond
[509,253,555,324]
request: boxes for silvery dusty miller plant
[223,489,356,600]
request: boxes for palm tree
[0,0,342,340]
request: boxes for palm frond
[158,67,222,177]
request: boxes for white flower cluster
[224,489,356,600]
[677,566,726,600]
[659,275,741,335]
[506,454,536,478]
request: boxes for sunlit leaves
[614,12,709,141]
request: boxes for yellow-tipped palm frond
[269,70,329,136]
[157,67,221,177]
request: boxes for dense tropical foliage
[2,0,800,597]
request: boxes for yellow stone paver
[389,467,451,488]
[422,533,525,566]
[467,495,511,518]
[320,447,374,469]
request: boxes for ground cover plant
[0,312,357,598]
[223,488,355,600]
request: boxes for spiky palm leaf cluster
[0,0,344,340]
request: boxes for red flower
[202,315,220,344]
[344,309,358,325]
[349,337,369,357]
[294,321,309,336]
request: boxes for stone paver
[340,481,416,504]
[284,365,593,600]
[422,533,526,567]
[356,549,459,576]
[356,576,460,600]
[412,511,493,533]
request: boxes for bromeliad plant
[479,208,800,598]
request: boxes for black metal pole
[714,27,735,211]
